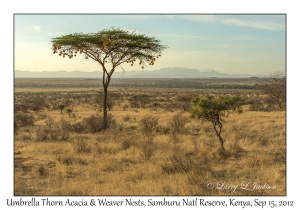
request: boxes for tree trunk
[217,134,225,150]
[213,121,225,150]
[102,85,108,130]
[101,67,113,130]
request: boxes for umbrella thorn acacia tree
[190,95,243,150]
[51,28,167,129]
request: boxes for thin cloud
[32,26,41,31]
[167,15,285,31]
[221,18,285,30]
[154,33,215,41]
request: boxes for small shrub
[73,138,92,154]
[259,137,269,147]
[94,142,102,155]
[22,135,32,141]
[140,115,159,136]
[57,104,66,114]
[37,165,48,176]
[123,116,130,122]
[72,122,85,133]
[65,108,73,117]
[71,113,77,122]
[162,147,193,174]
[14,103,30,113]
[56,155,74,165]
[37,112,47,120]
[60,119,72,132]
[168,112,189,134]
[35,126,51,142]
[157,123,171,134]
[14,112,35,127]
[139,139,156,161]
[58,119,72,141]
[71,114,116,133]
[169,130,180,145]
[173,94,195,111]
[35,117,70,142]
[188,159,212,185]
[273,147,286,163]
[120,136,137,150]
[123,104,129,111]
[14,120,20,134]
[81,115,103,133]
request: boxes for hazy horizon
[15,14,286,75]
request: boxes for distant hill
[15,67,265,78]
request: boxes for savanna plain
[14,78,286,196]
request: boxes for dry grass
[14,86,286,196]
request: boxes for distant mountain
[15,67,265,78]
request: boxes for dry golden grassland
[14,80,286,196]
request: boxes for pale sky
[14,14,286,75]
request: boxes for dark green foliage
[56,104,66,114]
[65,108,73,117]
[190,95,242,150]
[152,102,159,109]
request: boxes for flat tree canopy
[50,28,167,74]
[51,28,167,129]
